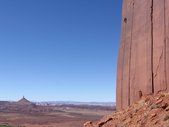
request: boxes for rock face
[117,0,169,110]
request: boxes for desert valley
[0,97,115,127]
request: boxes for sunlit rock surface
[85,92,169,127]
[117,0,169,110]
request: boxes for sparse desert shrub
[150,104,160,109]
[0,125,12,127]
[163,115,169,121]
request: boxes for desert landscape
[0,97,115,127]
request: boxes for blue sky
[0,0,122,102]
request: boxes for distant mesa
[17,96,32,105]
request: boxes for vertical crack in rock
[151,0,154,93]
[128,0,135,106]
[119,17,127,109]
[121,19,127,109]
[164,0,167,90]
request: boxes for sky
[0,0,122,102]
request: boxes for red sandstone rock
[155,99,163,105]
[84,92,169,127]
[117,0,169,110]
[84,121,93,127]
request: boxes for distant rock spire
[17,96,32,105]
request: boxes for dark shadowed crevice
[128,1,135,106]
[121,18,127,109]
[164,0,167,91]
[151,0,154,93]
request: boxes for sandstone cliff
[117,0,169,110]
[84,0,169,126]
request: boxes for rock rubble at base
[84,92,169,127]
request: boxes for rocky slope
[84,92,169,127]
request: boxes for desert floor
[0,106,113,127]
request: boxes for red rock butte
[117,0,169,110]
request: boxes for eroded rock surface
[117,0,169,110]
[84,92,169,127]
